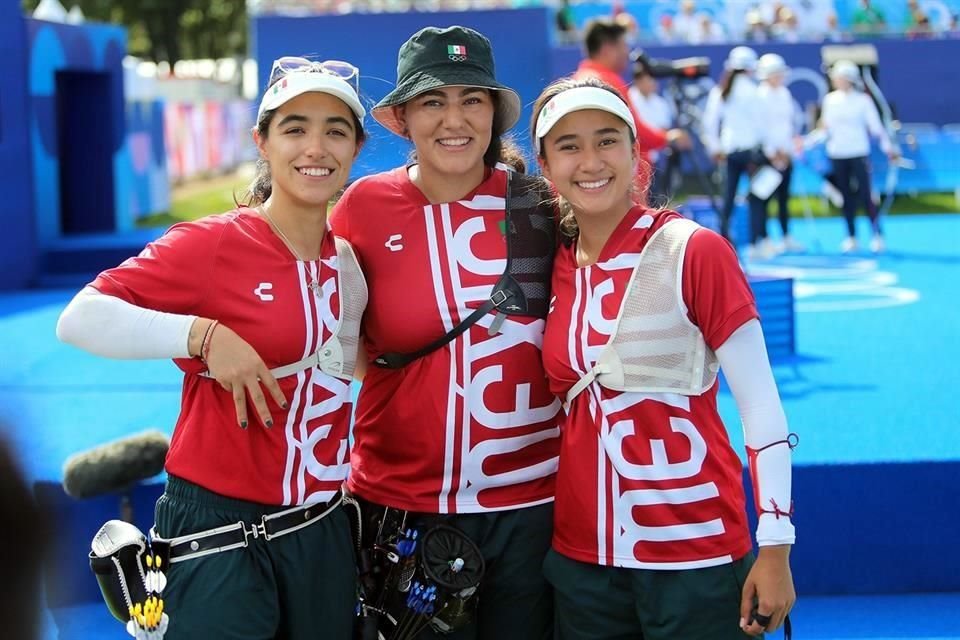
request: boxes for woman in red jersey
[57,57,367,639]
[331,25,558,640]
[531,76,796,639]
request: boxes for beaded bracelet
[201,320,220,364]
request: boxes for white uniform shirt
[757,83,800,157]
[628,86,674,130]
[820,89,893,159]
[702,75,764,155]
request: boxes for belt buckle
[242,518,270,544]
[490,290,508,307]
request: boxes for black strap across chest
[373,172,555,370]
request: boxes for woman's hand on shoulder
[739,544,796,636]
[196,320,288,430]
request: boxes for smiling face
[539,108,636,223]
[254,91,360,212]
[395,85,495,188]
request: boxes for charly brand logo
[447,44,467,62]
[254,282,275,301]
[385,234,404,252]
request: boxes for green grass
[139,177,958,229]
[137,176,247,228]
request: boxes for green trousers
[543,548,758,640]
[155,476,356,640]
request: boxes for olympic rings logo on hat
[448,55,467,62]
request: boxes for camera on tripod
[631,49,711,81]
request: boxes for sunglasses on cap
[268,57,360,93]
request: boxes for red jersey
[331,166,560,514]
[543,207,758,569]
[92,209,351,506]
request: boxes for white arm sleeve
[56,287,196,360]
[715,319,796,546]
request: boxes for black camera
[632,49,710,81]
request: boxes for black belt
[150,489,342,564]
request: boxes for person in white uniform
[818,60,896,253]
[702,46,771,256]
[756,53,804,253]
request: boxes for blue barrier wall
[551,38,960,126]
[27,19,128,244]
[0,0,37,289]
[253,9,554,177]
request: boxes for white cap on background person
[757,53,789,80]
[725,46,758,72]
[829,59,861,84]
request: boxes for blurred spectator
[745,9,771,41]
[772,7,802,41]
[824,11,849,39]
[690,13,727,43]
[673,0,700,41]
[615,10,641,45]
[0,436,49,640]
[905,0,935,37]
[656,13,679,42]
[791,0,840,39]
[948,13,960,36]
[628,67,674,131]
[556,0,578,44]
[852,0,887,35]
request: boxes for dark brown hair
[530,76,645,240]
[239,76,367,208]
[583,18,627,58]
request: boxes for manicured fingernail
[265,419,273,428]
[739,618,746,629]
[281,402,289,409]
[240,421,248,429]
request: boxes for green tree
[22,0,248,63]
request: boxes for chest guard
[566,218,720,406]
[373,171,556,369]
[270,237,367,380]
[200,237,367,381]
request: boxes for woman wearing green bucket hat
[331,25,557,640]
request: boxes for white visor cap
[535,86,637,154]
[257,71,366,123]
[830,60,860,83]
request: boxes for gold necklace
[259,206,324,299]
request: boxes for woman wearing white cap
[756,53,804,253]
[819,59,896,253]
[532,76,796,639]
[57,57,368,638]
[702,46,773,258]
[330,25,558,639]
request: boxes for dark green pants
[155,476,356,640]
[404,501,554,640]
[543,548,758,640]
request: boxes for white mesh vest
[566,218,720,405]
[201,237,367,382]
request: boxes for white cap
[534,86,636,153]
[757,53,788,80]
[257,71,366,123]
[725,46,758,72]
[830,60,860,83]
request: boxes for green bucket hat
[372,25,522,137]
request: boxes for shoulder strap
[373,172,556,370]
